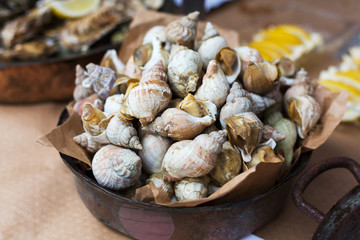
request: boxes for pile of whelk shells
[71,11,321,202]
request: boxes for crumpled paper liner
[42,10,348,207]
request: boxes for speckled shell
[209,141,242,186]
[225,112,263,157]
[142,108,215,141]
[121,60,172,126]
[174,177,209,201]
[138,133,171,174]
[167,48,202,98]
[104,94,125,114]
[73,64,94,102]
[287,95,321,139]
[142,37,169,76]
[100,49,125,75]
[234,46,263,72]
[84,63,116,100]
[106,114,142,150]
[74,93,104,116]
[195,60,230,109]
[162,130,227,181]
[165,11,199,48]
[146,173,174,199]
[92,145,142,190]
[198,22,227,68]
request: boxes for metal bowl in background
[58,109,312,240]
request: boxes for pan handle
[292,156,360,223]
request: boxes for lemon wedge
[48,0,101,19]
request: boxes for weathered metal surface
[292,157,360,240]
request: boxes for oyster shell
[121,60,172,125]
[59,3,130,52]
[165,11,199,48]
[92,145,142,190]
[195,60,230,109]
[167,47,202,98]
[209,141,242,186]
[162,130,227,181]
[142,108,215,141]
[174,177,209,201]
[138,133,171,174]
[198,22,227,68]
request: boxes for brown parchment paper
[43,10,348,207]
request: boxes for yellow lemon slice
[275,24,311,42]
[249,43,282,62]
[48,0,101,19]
[254,27,304,46]
[319,79,360,102]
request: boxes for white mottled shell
[162,130,227,181]
[73,131,108,153]
[138,133,171,174]
[106,114,142,150]
[142,108,215,141]
[92,145,142,190]
[121,61,172,125]
[234,46,263,72]
[104,94,125,114]
[165,11,199,48]
[174,177,208,201]
[219,97,253,129]
[198,22,227,68]
[167,48,202,98]
[73,64,94,101]
[195,60,230,109]
[85,63,116,100]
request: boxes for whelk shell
[85,63,116,100]
[234,46,263,72]
[273,118,297,167]
[142,107,215,141]
[74,93,104,116]
[142,25,167,46]
[284,69,312,105]
[246,145,284,169]
[225,112,263,156]
[73,65,94,102]
[92,145,142,190]
[123,54,142,79]
[195,60,230,109]
[243,62,279,95]
[82,103,113,136]
[121,60,172,126]
[142,37,169,76]
[177,93,217,119]
[215,46,241,84]
[104,94,125,114]
[209,141,242,186]
[167,47,202,98]
[138,133,171,174]
[219,97,253,129]
[147,173,174,199]
[174,177,209,201]
[100,49,125,76]
[165,11,199,48]
[198,22,227,68]
[287,95,321,139]
[133,43,153,67]
[162,130,228,181]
